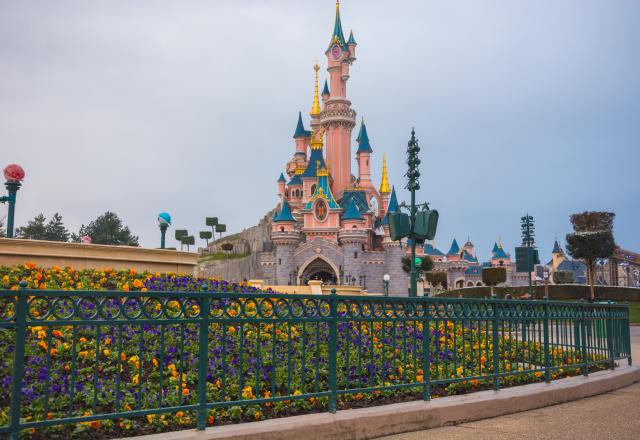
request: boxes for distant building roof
[465,266,482,275]
[447,239,460,256]
[493,245,509,260]
[552,240,563,254]
[424,243,445,256]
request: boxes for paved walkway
[378,326,640,440]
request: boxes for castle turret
[379,154,391,218]
[356,119,373,187]
[277,172,286,201]
[347,29,357,60]
[272,200,301,284]
[551,239,565,271]
[293,112,310,159]
[322,0,356,199]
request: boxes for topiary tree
[482,267,507,297]
[199,230,213,246]
[425,271,447,290]
[220,242,234,252]
[552,270,574,285]
[175,230,188,250]
[565,211,616,301]
[180,235,195,252]
[215,224,227,239]
[401,255,434,279]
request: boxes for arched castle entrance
[298,255,340,285]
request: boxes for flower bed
[0,263,612,439]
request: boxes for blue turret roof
[288,173,303,186]
[552,240,563,254]
[482,262,492,268]
[424,243,445,256]
[347,30,357,45]
[328,2,347,49]
[274,200,295,222]
[277,173,286,183]
[493,245,509,260]
[447,239,460,256]
[492,242,499,253]
[382,186,399,225]
[322,79,330,96]
[301,148,327,178]
[342,198,363,221]
[293,112,311,139]
[356,120,373,154]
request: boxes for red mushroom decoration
[3,164,25,183]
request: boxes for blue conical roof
[274,200,295,222]
[492,242,499,253]
[447,239,460,256]
[288,173,303,186]
[342,198,363,221]
[322,79,330,96]
[356,120,373,153]
[347,30,357,45]
[493,245,509,259]
[328,3,347,49]
[424,243,445,256]
[277,173,286,183]
[293,112,311,138]
[301,148,327,178]
[552,240,562,254]
[382,186,399,225]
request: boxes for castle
[258,1,409,295]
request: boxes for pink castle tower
[320,1,357,199]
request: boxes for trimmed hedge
[436,284,640,302]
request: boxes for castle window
[278,258,281,265]
[280,227,284,232]
[352,225,357,229]
[354,251,358,259]
[499,260,504,267]
[311,184,316,195]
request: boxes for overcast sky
[1,0,638,262]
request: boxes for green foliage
[199,231,213,240]
[74,211,139,246]
[566,211,616,300]
[175,229,188,241]
[181,236,195,246]
[15,213,47,240]
[221,242,234,252]
[552,270,574,284]
[424,271,447,289]
[401,255,433,274]
[45,213,70,242]
[206,217,219,227]
[482,267,507,287]
[215,224,227,234]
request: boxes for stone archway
[298,255,340,286]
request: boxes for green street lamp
[157,212,171,249]
[383,273,390,296]
[0,164,25,239]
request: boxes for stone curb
[121,364,640,440]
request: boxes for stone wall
[0,238,197,274]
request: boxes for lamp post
[1,164,25,239]
[383,274,390,296]
[157,212,171,249]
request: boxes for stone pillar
[383,239,408,296]
[272,231,300,285]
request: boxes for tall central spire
[329,0,346,48]
[379,154,391,194]
[311,63,321,116]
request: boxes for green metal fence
[0,286,632,439]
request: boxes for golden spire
[311,63,321,116]
[379,153,391,194]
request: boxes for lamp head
[383,274,390,282]
[3,164,25,183]
[158,212,171,226]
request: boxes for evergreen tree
[16,213,48,240]
[44,213,70,242]
[74,211,139,246]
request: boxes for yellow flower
[103,349,111,356]
[147,414,155,424]
[132,374,139,385]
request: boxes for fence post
[9,281,28,440]
[328,288,338,413]
[422,297,430,401]
[543,297,550,383]
[606,301,615,370]
[197,287,211,430]
[625,302,632,366]
[492,298,500,391]
[581,305,588,377]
